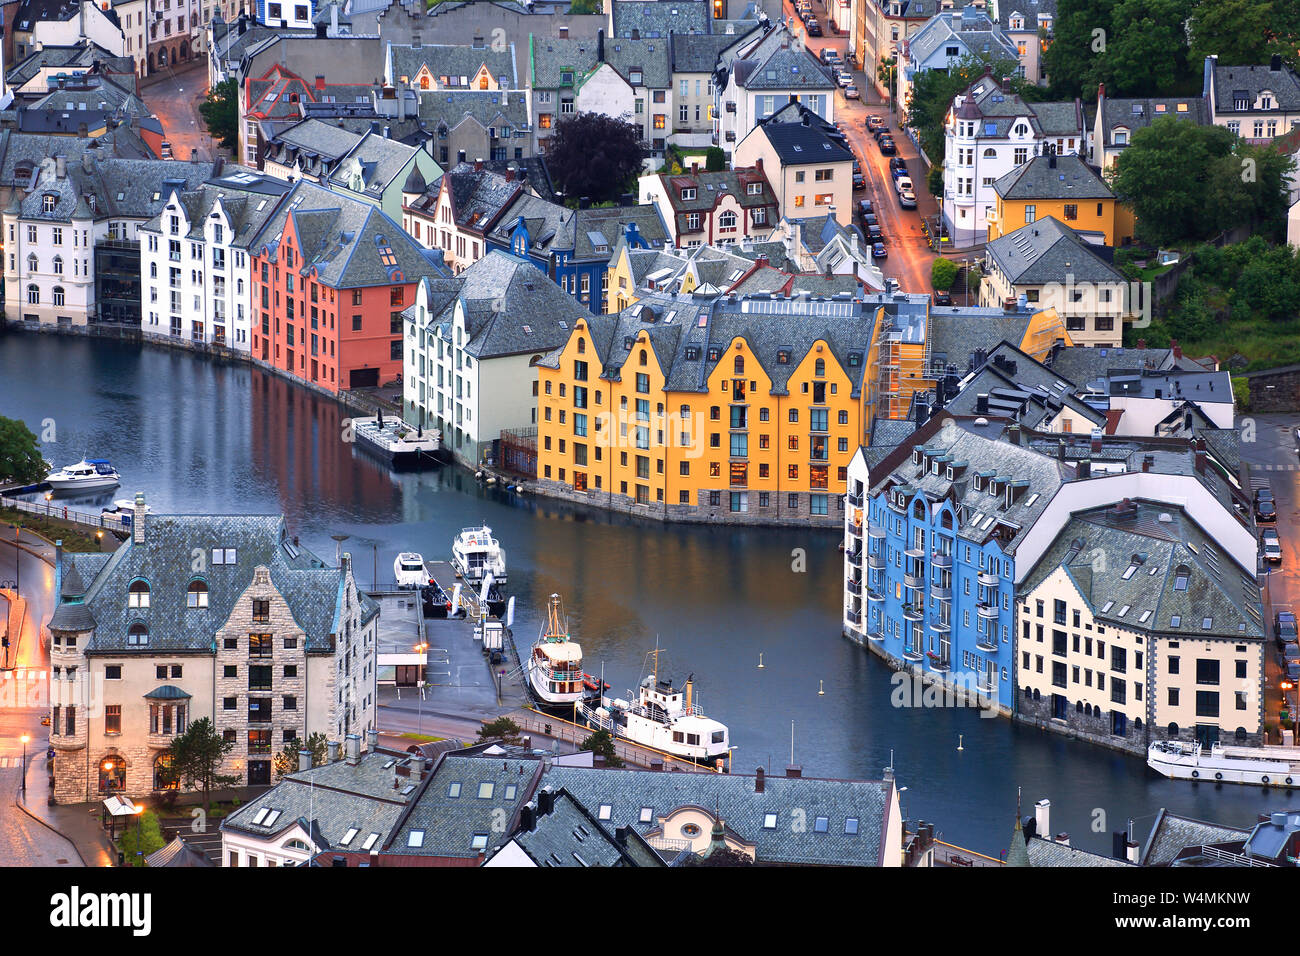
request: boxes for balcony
[931,583,951,600]
[904,572,925,589]
[848,492,864,508]
[867,526,885,541]
[847,577,862,595]
[931,551,952,569]
[976,675,998,693]
[976,635,997,652]
[927,654,950,673]
[902,602,924,621]
[904,546,924,559]
[867,586,885,603]
[847,548,862,567]
[978,571,999,586]
[866,623,884,642]
[846,608,862,626]
[868,552,884,569]
[930,616,950,633]
[902,647,924,662]
[977,602,999,619]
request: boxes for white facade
[116,0,148,77]
[714,30,833,157]
[138,190,256,349]
[2,203,97,326]
[23,2,127,57]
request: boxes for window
[128,580,150,608]
[105,665,122,680]
[252,599,270,622]
[187,580,209,608]
[127,623,149,646]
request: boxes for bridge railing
[0,494,130,533]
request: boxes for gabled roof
[987,217,1124,285]
[670,29,758,74]
[1208,59,1300,113]
[755,115,854,166]
[611,0,709,38]
[387,42,515,88]
[992,153,1113,201]
[603,36,673,90]
[1141,809,1252,866]
[529,35,602,89]
[327,131,430,200]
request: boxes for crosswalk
[0,755,27,768]
[0,670,46,681]
[1253,464,1300,472]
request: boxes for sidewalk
[16,751,114,867]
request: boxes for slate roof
[500,787,664,867]
[539,765,893,866]
[437,161,524,234]
[941,341,1106,429]
[1019,501,1265,640]
[222,749,421,849]
[5,42,134,89]
[654,168,776,236]
[1141,809,1251,866]
[412,250,590,359]
[1024,836,1133,867]
[1096,95,1209,143]
[387,43,516,87]
[993,153,1112,201]
[756,116,854,166]
[417,89,530,139]
[1046,345,1175,384]
[264,119,364,178]
[987,217,1124,285]
[145,836,215,867]
[994,0,1058,30]
[926,307,1041,371]
[327,131,429,200]
[16,155,232,224]
[1209,60,1300,113]
[253,178,449,288]
[139,173,291,248]
[953,73,1082,138]
[58,511,348,654]
[529,35,602,89]
[907,9,1018,68]
[385,754,545,858]
[611,0,710,38]
[603,36,673,90]
[670,30,758,74]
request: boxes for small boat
[47,459,120,492]
[351,413,440,468]
[578,648,730,763]
[394,552,426,589]
[526,594,587,707]
[452,526,507,586]
[1147,740,1300,787]
[420,577,453,618]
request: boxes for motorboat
[394,552,427,589]
[578,648,730,764]
[350,413,440,468]
[526,594,587,707]
[452,526,507,586]
[1147,740,1300,787]
[47,459,120,492]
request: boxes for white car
[844,85,860,99]
[899,188,917,208]
[896,175,914,194]
[1263,528,1283,564]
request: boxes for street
[139,60,220,163]
[1238,413,1300,736]
[782,0,941,295]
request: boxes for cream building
[47,500,378,804]
[734,102,853,228]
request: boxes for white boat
[526,594,587,707]
[394,552,427,589]
[351,413,440,468]
[452,526,507,586]
[1147,740,1300,787]
[578,648,730,764]
[47,459,120,492]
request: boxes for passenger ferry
[578,648,730,764]
[1147,740,1300,787]
[350,413,440,468]
[452,526,507,586]
[46,459,120,493]
[526,594,587,707]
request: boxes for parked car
[878,137,896,155]
[867,115,885,131]
[1256,487,1277,522]
[1263,527,1283,564]
[852,172,866,190]
[1276,608,1298,650]
[872,241,888,259]
[896,175,914,193]
[890,157,908,175]
[844,84,860,99]
[866,223,883,241]
[852,158,863,176]
[806,17,822,35]
[933,291,953,306]
[857,198,873,218]
[1284,641,1300,674]
[863,213,879,230]
[899,188,917,208]
[819,48,840,65]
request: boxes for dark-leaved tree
[170,717,240,809]
[199,79,239,155]
[546,112,645,204]
[0,416,44,486]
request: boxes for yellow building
[536,294,875,526]
[986,152,1133,247]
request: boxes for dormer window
[128,580,150,608]
[187,580,209,609]
[681,187,696,201]
[42,194,57,213]
[127,623,149,646]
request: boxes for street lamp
[20,734,29,797]
[45,493,53,516]
[134,804,145,866]
[414,643,428,735]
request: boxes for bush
[1231,376,1250,410]
[705,147,725,172]
[930,258,958,291]
[118,811,166,867]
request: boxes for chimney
[785,764,802,778]
[367,729,378,752]
[1271,54,1283,72]
[1035,799,1050,838]
[190,149,198,163]
[383,126,391,139]
[474,158,484,172]
[1126,840,1140,864]
[976,393,989,414]
[1170,338,1182,360]
[81,150,92,173]
[755,766,765,793]
[1057,439,1065,461]
[55,155,67,179]
[330,2,338,35]
[1194,438,1206,473]
[1077,460,1091,479]
[315,75,326,91]
[344,733,361,765]
[519,802,536,832]
[505,165,515,183]
[1141,455,1153,473]
[1001,76,1009,93]
[316,20,327,37]
[132,492,147,544]
[298,749,312,772]
[1055,833,1070,846]
[1136,337,1146,350]
[327,740,341,763]
[1090,430,1103,453]
[1048,146,1056,169]
[1007,421,1020,445]
[537,788,555,816]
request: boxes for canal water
[2,333,1294,857]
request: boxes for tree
[1189,0,1300,69]
[272,731,328,779]
[906,54,1021,161]
[117,810,165,867]
[1042,0,1115,99]
[0,416,44,486]
[877,55,897,96]
[926,163,944,198]
[579,729,623,767]
[930,258,958,291]
[1087,0,1198,98]
[169,718,239,809]
[546,112,645,204]
[199,79,239,155]
[704,147,726,172]
[478,716,523,745]
[568,0,601,12]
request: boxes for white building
[138,166,290,349]
[941,73,1084,248]
[403,250,589,468]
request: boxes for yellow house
[986,152,1133,246]
[535,295,875,526]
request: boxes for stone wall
[1012,688,1148,756]
[1242,365,1300,413]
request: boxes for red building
[250,179,449,393]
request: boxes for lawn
[0,506,109,552]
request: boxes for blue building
[844,416,1065,715]
[486,197,670,314]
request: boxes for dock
[508,708,721,774]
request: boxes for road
[783,0,941,295]
[139,60,219,163]
[1238,412,1300,736]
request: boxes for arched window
[577,337,586,354]
[939,511,953,529]
[734,355,744,374]
[1075,701,1083,713]
[26,284,38,304]
[52,255,63,275]
[128,580,150,608]
[153,752,178,790]
[128,623,149,646]
[1167,722,1179,737]
[1235,726,1247,742]
[187,580,209,608]
[420,75,430,90]
[983,147,996,158]
[1134,718,1142,732]
[43,194,56,213]
[814,358,825,377]
[27,253,38,272]
[52,287,65,307]
[912,500,925,519]
[639,349,648,366]
[283,838,311,852]
[99,756,126,793]
[150,262,158,278]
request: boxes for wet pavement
[140,60,224,164]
